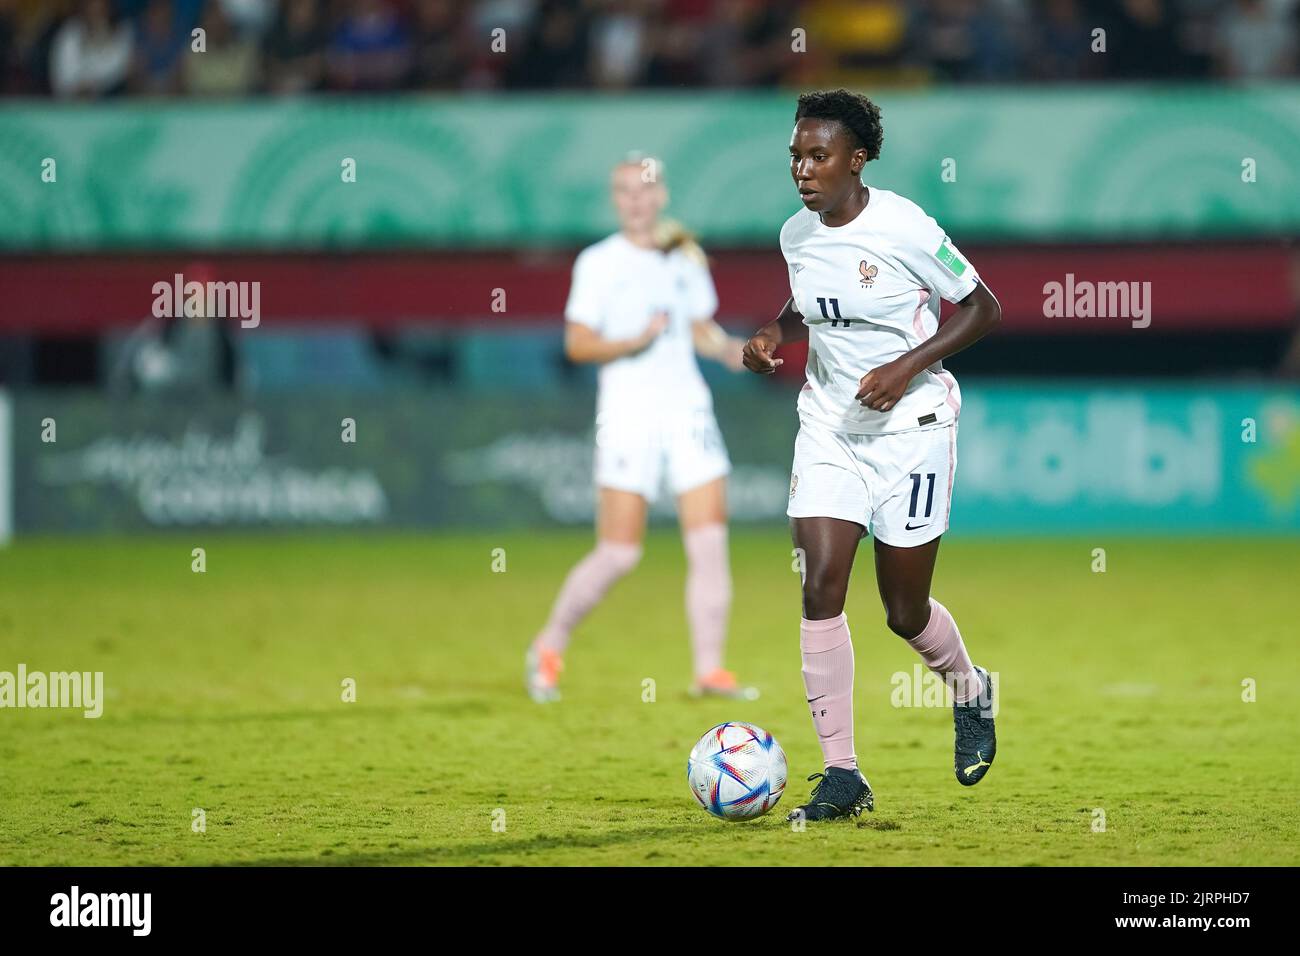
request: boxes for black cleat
[786,766,874,822]
[954,665,996,786]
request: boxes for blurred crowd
[0,0,1294,98]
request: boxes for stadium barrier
[1,245,1294,334]
[7,383,1297,536]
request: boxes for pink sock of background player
[683,523,731,679]
[534,540,642,654]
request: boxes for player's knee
[884,600,929,639]
[597,540,643,577]
[802,569,846,620]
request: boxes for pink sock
[683,524,731,679]
[534,540,642,653]
[800,613,856,770]
[906,598,983,703]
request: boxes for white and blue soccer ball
[687,721,788,820]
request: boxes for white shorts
[594,408,731,503]
[786,417,957,546]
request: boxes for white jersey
[565,232,718,418]
[780,187,979,434]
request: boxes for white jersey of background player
[526,156,756,703]
[744,89,1004,822]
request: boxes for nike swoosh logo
[806,695,826,703]
[905,522,929,530]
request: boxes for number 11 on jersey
[816,297,853,329]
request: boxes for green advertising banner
[2,87,1298,250]
[7,383,1299,535]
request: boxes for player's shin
[683,523,731,679]
[799,613,856,770]
[534,540,642,653]
[904,597,983,703]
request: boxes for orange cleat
[525,643,564,703]
[689,668,759,701]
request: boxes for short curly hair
[794,89,884,163]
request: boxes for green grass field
[1,530,1296,866]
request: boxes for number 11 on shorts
[909,473,936,519]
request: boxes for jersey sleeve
[897,206,980,304]
[564,249,605,330]
[683,258,719,320]
[778,216,801,305]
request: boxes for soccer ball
[687,721,788,820]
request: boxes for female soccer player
[526,156,755,704]
[743,90,1003,821]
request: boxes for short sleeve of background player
[899,209,980,304]
[564,250,605,330]
[684,258,719,320]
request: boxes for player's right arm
[742,297,806,374]
[564,313,668,364]
[563,243,668,364]
[745,214,811,374]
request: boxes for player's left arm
[682,254,744,370]
[856,280,1001,411]
[692,318,746,371]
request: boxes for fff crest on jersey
[859,261,878,287]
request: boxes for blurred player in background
[744,90,1003,820]
[526,155,754,704]
[109,260,243,395]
